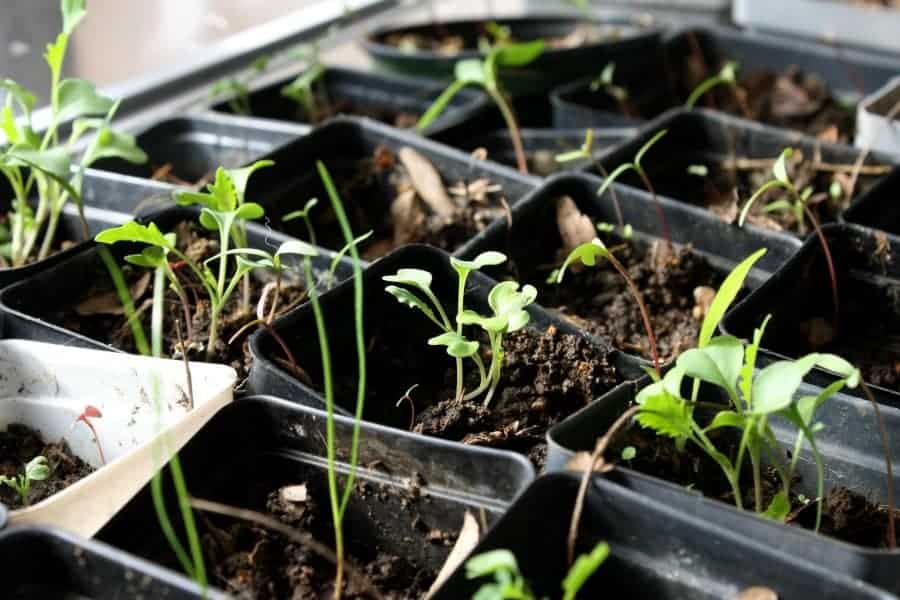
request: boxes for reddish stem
[801,203,839,334]
[607,252,662,376]
[859,379,896,549]
[637,168,672,248]
[76,408,106,466]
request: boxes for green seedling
[738,148,840,331]
[0,455,50,507]
[633,248,860,530]
[0,0,146,267]
[281,62,328,123]
[417,40,545,175]
[597,129,671,245]
[556,238,662,374]
[384,251,536,407]
[209,55,269,115]
[467,542,609,600]
[590,62,635,118]
[685,60,739,109]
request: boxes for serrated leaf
[488,280,536,333]
[428,331,479,358]
[45,33,68,81]
[699,249,766,347]
[636,391,692,439]
[556,239,609,283]
[56,79,115,123]
[677,335,744,396]
[494,40,545,67]
[124,246,169,269]
[95,221,173,249]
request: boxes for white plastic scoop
[0,340,236,536]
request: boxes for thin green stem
[487,87,528,175]
[150,471,195,579]
[152,266,166,358]
[97,246,150,356]
[168,453,207,589]
[454,273,468,401]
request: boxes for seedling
[281,62,328,123]
[738,148,840,330]
[73,404,105,465]
[0,0,146,267]
[0,455,50,507]
[384,252,537,407]
[596,129,672,245]
[466,542,609,600]
[634,249,860,530]
[417,40,546,174]
[590,62,636,118]
[685,60,739,109]
[209,55,269,115]
[556,238,662,374]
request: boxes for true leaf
[95,221,173,249]
[750,354,822,415]
[56,79,115,123]
[85,127,148,165]
[705,410,745,432]
[4,145,71,180]
[227,160,273,201]
[0,79,36,118]
[458,309,507,333]
[124,246,169,269]
[561,542,609,600]
[740,314,771,403]
[62,0,87,35]
[428,331,479,358]
[487,280,536,332]
[699,248,766,348]
[24,456,50,481]
[466,550,519,580]
[677,335,744,396]
[635,391,692,439]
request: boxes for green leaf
[385,285,439,326]
[458,309,507,333]
[621,446,636,460]
[455,59,487,85]
[235,202,265,221]
[56,79,115,123]
[0,79,37,118]
[199,209,220,231]
[699,248,767,348]
[562,542,609,600]
[720,60,739,83]
[62,0,87,35]
[383,268,433,292]
[750,354,822,415]
[124,246,169,269]
[556,239,609,283]
[418,79,468,131]
[283,197,319,222]
[555,149,587,163]
[796,379,847,427]
[705,409,745,432]
[494,40,546,67]
[45,33,68,81]
[330,231,373,276]
[596,162,634,200]
[740,314,771,403]
[428,331,479,358]
[772,148,793,185]
[280,63,326,100]
[814,354,860,387]
[85,127,148,165]
[466,550,519,580]
[487,280,537,333]
[4,145,71,181]
[450,251,507,278]
[227,160,274,201]
[24,455,50,481]
[636,390,692,439]
[634,129,668,168]
[762,490,790,521]
[677,335,744,396]
[95,221,173,249]
[275,240,319,258]
[738,178,788,227]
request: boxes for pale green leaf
[24,455,50,481]
[494,40,545,67]
[95,221,174,249]
[451,251,507,275]
[275,240,319,258]
[56,79,115,123]
[556,239,609,283]
[596,162,634,200]
[235,202,265,221]
[699,248,767,347]
[704,409,745,432]
[466,550,519,580]
[383,268,433,292]
[773,148,793,185]
[762,490,790,521]
[385,285,439,326]
[677,335,744,396]
[562,542,609,600]
[814,354,860,387]
[751,354,822,415]
[455,59,487,85]
[428,331,479,358]
[62,0,87,35]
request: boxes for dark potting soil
[347,325,621,467]
[295,91,419,130]
[608,150,879,236]
[0,424,94,509]
[612,417,900,548]
[313,145,510,261]
[202,475,455,599]
[57,220,307,375]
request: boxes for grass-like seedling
[634,249,860,529]
[417,40,545,175]
[596,129,672,245]
[466,542,609,600]
[0,0,146,267]
[685,60,739,109]
[0,455,50,507]
[209,55,269,116]
[384,252,537,407]
[738,148,841,330]
[556,238,661,375]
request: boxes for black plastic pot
[842,167,900,243]
[96,395,535,597]
[91,112,308,184]
[544,372,900,594]
[457,127,635,176]
[247,244,643,463]
[364,15,664,96]
[0,205,353,353]
[210,64,491,140]
[433,473,897,599]
[243,115,539,259]
[722,223,900,404]
[550,25,900,138]
[596,108,893,238]
[2,526,216,599]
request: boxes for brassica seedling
[590,62,634,118]
[0,455,50,506]
[0,0,147,267]
[738,148,840,330]
[634,248,860,530]
[597,129,672,245]
[466,542,609,600]
[281,62,328,123]
[417,40,545,175]
[209,55,269,116]
[685,60,739,109]
[384,251,536,407]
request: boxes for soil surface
[345,325,621,467]
[0,424,93,509]
[310,145,510,260]
[58,220,308,375]
[300,93,418,129]
[614,415,900,548]
[203,476,455,599]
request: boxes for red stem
[608,253,662,376]
[637,168,672,248]
[801,204,839,334]
[83,420,105,465]
[860,379,896,549]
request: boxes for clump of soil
[0,424,94,509]
[58,220,308,375]
[317,145,510,260]
[203,476,455,599]
[613,416,900,548]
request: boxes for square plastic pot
[433,472,897,599]
[544,373,900,594]
[0,205,353,354]
[842,166,900,240]
[96,395,535,597]
[0,339,236,537]
[596,108,894,238]
[243,115,539,260]
[2,526,218,599]
[363,15,664,96]
[856,75,900,157]
[210,64,491,140]
[722,223,900,404]
[551,25,900,140]
[90,112,308,183]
